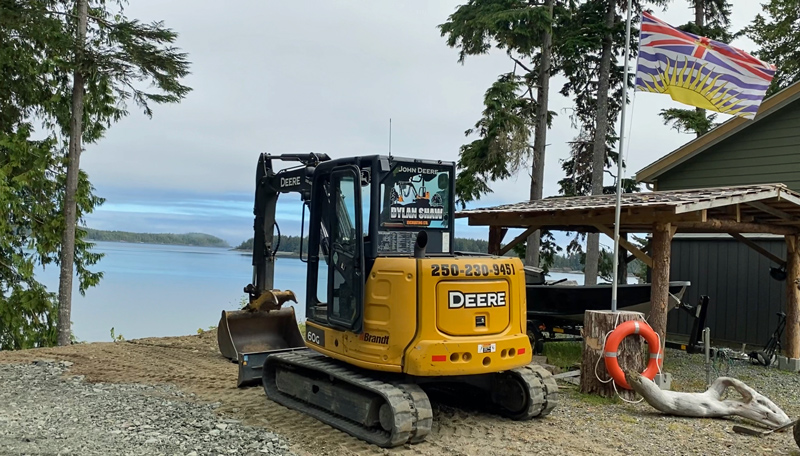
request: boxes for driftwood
[626,371,791,429]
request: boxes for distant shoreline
[90,239,225,246]
[84,228,229,248]
[88,239,230,248]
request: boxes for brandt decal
[359,332,389,345]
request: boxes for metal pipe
[703,327,711,386]
[611,0,635,312]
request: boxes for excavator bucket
[217,306,307,387]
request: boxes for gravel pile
[0,360,295,456]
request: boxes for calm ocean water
[35,241,599,343]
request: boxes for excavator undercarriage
[263,350,557,447]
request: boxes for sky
[79,0,767,247]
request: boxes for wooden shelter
[456,183,800,360]
[630,81,800,349]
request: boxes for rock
[216,423,228,431]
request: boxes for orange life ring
[603,320,663,390]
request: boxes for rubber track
[263,351,432,448]
[509,363,559,419]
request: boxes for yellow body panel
[304,258,417,373]
[305,256,532,377]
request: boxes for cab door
[326,166,364,331]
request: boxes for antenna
[389,118,392,158]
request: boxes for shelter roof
[456,184,800,234]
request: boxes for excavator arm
[218,153,330,369]
[248,152,330,301]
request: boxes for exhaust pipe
[414,231,428,258]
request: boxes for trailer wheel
[526,323,545,355]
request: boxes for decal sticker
[431,263,516,277]
[306,326,325,346]
[448,291,507,309]
[359,332,389,345]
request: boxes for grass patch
[543,341,582,371]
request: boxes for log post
[580,310,645,400]
[488,226,507,255]
[649,222,673,346]
[785,234,800,359]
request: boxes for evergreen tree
[1,0,191,346]
[439,0,568,268]
[745,0,800,96]
[555,0,660,284]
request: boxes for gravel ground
[0,332,798,456]
[0,360,294,456]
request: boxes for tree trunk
[627,373,791,429]
[785,234,800,359]
[617,233,629,284]
[584,1,616,285]
[57,0,88,346]
[580,310,645,400]
[694,0,706,137]
[524,0,554,268]
[648,223,672,347]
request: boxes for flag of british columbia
[635,11,776,119]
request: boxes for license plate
[477,343,496,354]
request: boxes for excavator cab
[218,154,453,380]
[303,157,454,334]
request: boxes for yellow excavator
[217,153,557,447]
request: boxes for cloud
[80,0,765,243]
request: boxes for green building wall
[655,100,800,192]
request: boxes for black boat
[522,266,690,352]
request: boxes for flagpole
[611,0,634,312]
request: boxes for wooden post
[785,234,800,359]
[649,222,672,346]
[488,226,507,255]
[580,310,645,400]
